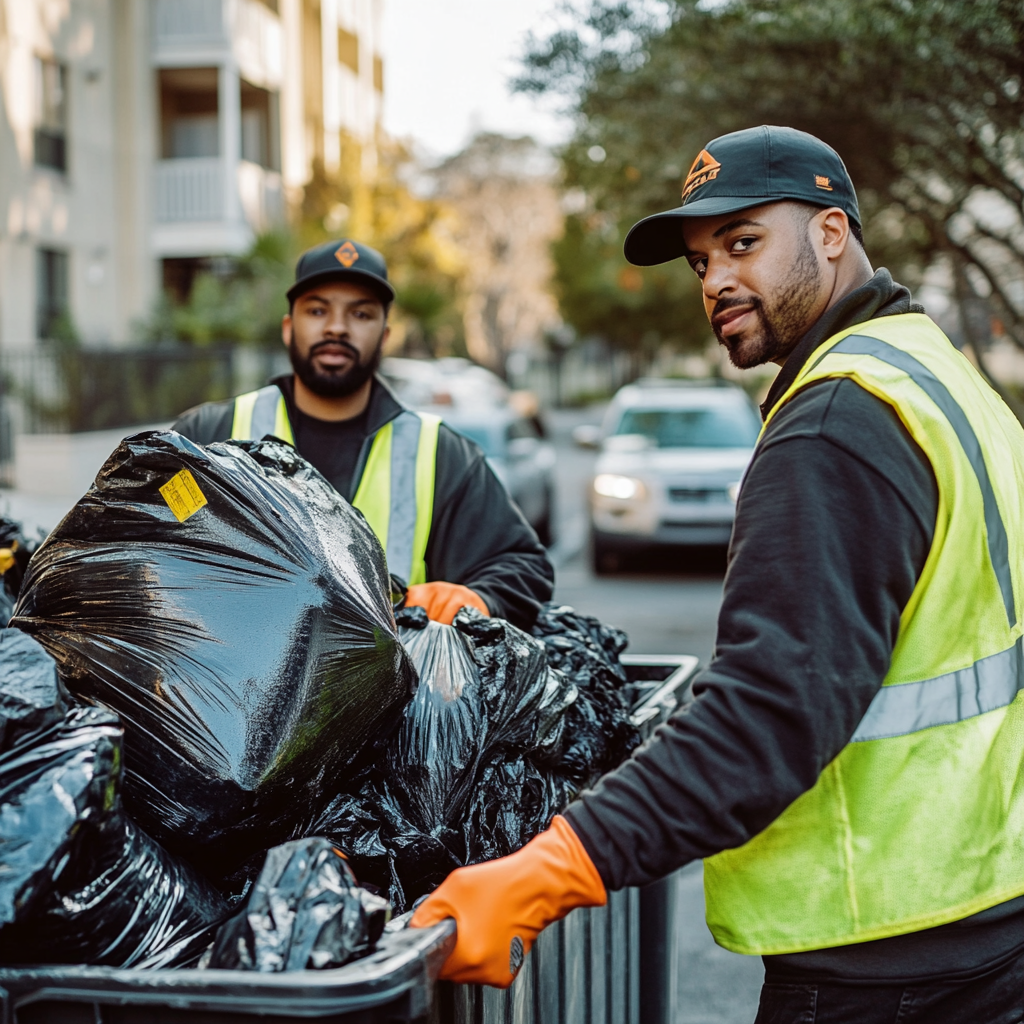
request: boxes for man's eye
[691,258,707,279]
[731,236,757,253]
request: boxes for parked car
[440,406,557,547]
[380,357,510,410]
[580,380,760,572]
[380,358,556,546]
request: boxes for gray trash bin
[0,655,699,1024]
[438,654,699,1024]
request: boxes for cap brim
[287,268,396,305]
[623,196,787,266]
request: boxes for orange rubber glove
[405,582,489,625]
[410,815,606,987]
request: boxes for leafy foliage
[519,0,1024,359]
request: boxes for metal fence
[0,345,290,484]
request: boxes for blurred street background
[2,0,1023,1020]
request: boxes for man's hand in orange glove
[405,582,489,625]
[409,815,606,987]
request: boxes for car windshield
[614,404,759,448]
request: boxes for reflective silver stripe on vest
[853,636,1024,741]
[829,335,1016,625]
[386,411,423,581]
[250,386,281,440]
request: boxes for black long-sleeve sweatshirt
[564,270,1024,982]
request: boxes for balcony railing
[155,158,223,223]
[237,160,283,234]
[153,0,283,87]
[153,0,226,48]
[155,157,283,233]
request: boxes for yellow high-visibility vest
[231,385,441,585]
[704,313,1024,955]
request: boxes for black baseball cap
[286,239,396,306]
[623,126,861,267]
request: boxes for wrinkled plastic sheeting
[311,606,587,911]
[0,628,227,968]
[208,839,389,972]
[531,603,638,779]
[12,431,416,880]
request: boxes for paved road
[546,408,764,1024]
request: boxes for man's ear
[816,208,851,260]
[281,313,292,349]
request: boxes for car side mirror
[572,424,602,450]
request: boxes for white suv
[583,381,760,572]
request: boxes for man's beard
[288,331,385,398]
[712,237,823,370]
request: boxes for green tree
[519,0,1024,376]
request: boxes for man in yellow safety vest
[412,127,1024,1022]
[173,240,553,629]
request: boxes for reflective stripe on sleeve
[853,636,1024,741]
[829,335,1016,625]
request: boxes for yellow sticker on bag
[159,469,208,523]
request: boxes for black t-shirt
[288,403,370,499]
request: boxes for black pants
[754,949,1024,1024]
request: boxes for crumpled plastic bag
[11,431,416,882]
[208,838,389,972]
[0,628,227,968]
[310,603,637,912]
[531,603,637,779]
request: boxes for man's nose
[323,312,348,336]
[702,256,737,301]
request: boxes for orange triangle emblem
[335,241,360,268]
[682,149,723,200]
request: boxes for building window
[373,55,384,93]
[338,27,359,74]
[241,81,279,170]
[37,248,70,340]
[159,68,219,159]
[34,58,67,172]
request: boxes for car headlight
[594,474,647,500]
[727,481,742,503]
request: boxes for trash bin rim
[0,920,456,1015]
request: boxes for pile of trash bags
[0,429,639,971]
[11,431,416,884]
[0,628,227,968]
[310,603,638,912]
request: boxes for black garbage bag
[530,603,639,780]
[208,838,389,972]
[311,606,579,911]
[0,516,41,627]
[11,431,415,881]
[0,628,227,968]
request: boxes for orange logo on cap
[335,241,360,267]
[815,175,833,191]
[682,150,722,200]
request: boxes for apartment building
[0,0,384,349]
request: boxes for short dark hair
[793,200,864,251]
